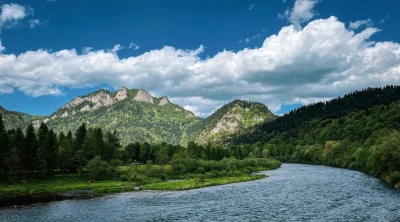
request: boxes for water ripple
[0,164,399,222]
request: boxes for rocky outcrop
[61,111,69,117]
[210,112,243,135]
[134,89,154,104]
[32,120,41,129]
[185,110,195,118]
[89,91,114,110]
[114,86,128,102]
[80,105,91,112]
[158,96,169,106]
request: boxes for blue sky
[0,0,399,117]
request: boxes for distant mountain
[1,87,275,145]
[185,100,277,144]
[0,105,42,131]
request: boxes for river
[0,164,399,221]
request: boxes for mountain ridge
[0,87,275,145]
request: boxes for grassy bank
[143,174,266,190]
[0,173,267,196]
[0,174,140,196]
[0,158,281,199]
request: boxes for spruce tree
[73,123,87,152]
[0,114,8,175]
[37,123,50,174]
[23,124,38,176]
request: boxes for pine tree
[0,114,9,176]
[45,129,58,173]
[37,123,50,174]
[23,124,38,177]
[73,123,87,152]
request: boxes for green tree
[0,114,9,176]
[58,131,74,172]
[86,156,112,180]
[73,123,87,152]
[23,124,38,176]
[156,145,169,164]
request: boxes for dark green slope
[230,85,400,187]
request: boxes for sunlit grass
[142,174,266,190]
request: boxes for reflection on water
[0,164,399,222]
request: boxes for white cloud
[0,40,4,52]
[0,16,399,116]
[279,0,319,29]
[349,19,373,30]
[249,4,255,11]
[240,33,261,44]
[0,3,28,29]
[109,44,124,54]
[28,19,42,28]
[129,43,140,50]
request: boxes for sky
[0,0,399,117]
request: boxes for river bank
[0,172,267,207]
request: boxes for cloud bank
[0,1,399,116]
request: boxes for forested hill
[229,85,400,187]
[0,105,42,131]
[184,100,276,144]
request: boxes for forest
[0,116,280,196]
[230,86,400,187]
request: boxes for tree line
[0,114,267,182]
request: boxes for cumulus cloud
[349,19,373,30]
[0,3,28,29]
[0,16,399,116]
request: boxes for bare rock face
[32,120,41,129]
[81,105,91,112]
[134,89,154,104]
[185,110,195,118]
[61,111,69,117]
[89,91,114,110]
[210,112,243,135]
[158,96,169,106]
[64,97,84,108]
[114,86,128,102]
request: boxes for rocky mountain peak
[114,86,128,102]
[134,89,154,104]
[158,96,170,106]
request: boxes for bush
[387,171,400,185]
[86,156,113,180]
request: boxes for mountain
[185,100,277,144]
[1,87,276,145]
[0,105,42,130]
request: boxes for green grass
[142,174,266,191]
[0,174,137,196]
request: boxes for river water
[0,164,399,222]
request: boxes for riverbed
[0,164,399,221]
